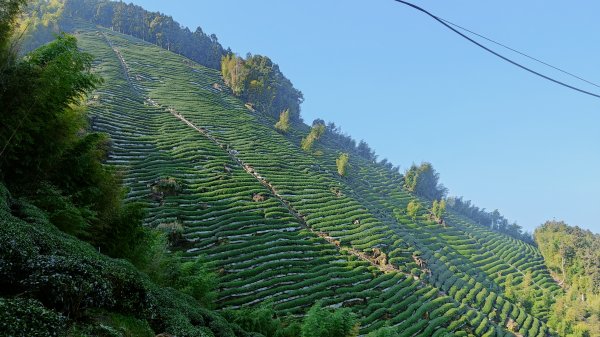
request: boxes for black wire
[441,18,600,89]
[393,0,600,99]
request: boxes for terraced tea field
[75,22,559,337]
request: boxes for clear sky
[128,0,600,234]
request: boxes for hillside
[2,1,590,336]
[66,19,560,336]
[0,184,256,336]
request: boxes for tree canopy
[222,53,303,122]
[535,221,600,337]
[301,302,358,337]
[20,0,226,68]
[403,162,447,200]
[336,153,349,176]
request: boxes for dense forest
[221,53,304,122]
[535,222,600,337]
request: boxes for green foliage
[0,298,66,337]
[0,33,101,186]
[431,199,446,221]
[29,182,93,236]
[22,254,115,318]
[535,221,600,337]
[301,135,315,151]
[403,162,447,200]
[31,0,225,69]
[0,28,151,268]
[301,302,358,337]
[1,0,26,60]
[221,53,303,121]
[336,153,349,176]
[67,310,155,337]
[157,221,185,246]
[366,326,396,337]
[172,258,218,308]
[406,200,421,220]
[96,202,147,259]
[446,197,533,243]
[224,303,301,337]
[275,109,291,133]
[15,0,64,53]
[123,228,217,308]
[535,221,600,292]
[0,191,248,337]
[301,123,326,151]
[221,53,247,95]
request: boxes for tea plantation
[63,21,561,337]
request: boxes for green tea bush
[0,298,66,337]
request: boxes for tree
[491,209,501,230]
[357,140,376,161]
[301,302,358,337]
[406,200,421,220]
[1,33,101,186]
[275,109,290,133]
[301,123,325,152]
[336,153,349,176]
[0,0,26,65]
[301,135,315,151]
[403,162,447,200]
[220,53,303,121]
[432,199,446,221]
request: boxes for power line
[393,0,600,99]
[440,18,600,89]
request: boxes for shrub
[275,109,290,133]
[406,200,421,219]
[336,153,349,176]
[223,303,301,337]
[366,326,396,337]
[157,222,185,246]
[172,258,218,308]
[151,177,183,196]
[301,123,326,151]
[0,298,66,337]
[22,255,114,318]
[301,302,358,337]
[29,182,91,237]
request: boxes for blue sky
[129,0,600,234]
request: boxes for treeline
[446,196,533,243]
[24,0,306,125]
[318,120,380,163]
[22,0,226,69]
[222,53,303,121]
[535,221,600,337]
[403,162,447,200]
[400,163,533,243]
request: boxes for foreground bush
[0,188,252,337]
